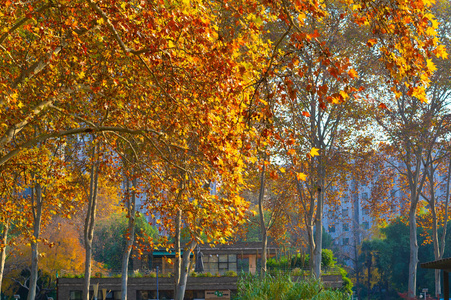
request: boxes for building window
[329,225,335,233]
[362,205,369,216]
[328,211,334,219]
[343,238,349,245]
[70,291,82,300]
[362,222,369,230]
[138,290,173,300]
[237,257,249,273]
[342,208,349,217]
[343,223,349,232]
[204,254,237,274]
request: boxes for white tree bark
[174,241,196,300]
[121,178,137,300]
[83,144,99,300]
[258,165,267,276]
[0,221,10,298]
[28,183,42,300]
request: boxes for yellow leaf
[310,147,320,157]
[296,172,307,181]
[78,71,85,79]
[348,69,358,79]
[434,44,448,59]
[279,167,286,173]
[339,90,349,100]
[412,86,427,102]
[426,59,437,73]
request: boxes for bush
[189,271,197,277]
[291,253,309,269]
[267,256,290,271]
[234,273,348,300]
[290,268,303,276]
[338,267,353,295]
[133,270,143,278]
[197,272,213,277]
[224,270,238,277]
[321,249,336,268]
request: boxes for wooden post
[445,271,449,300]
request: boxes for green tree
[92,212,157,271]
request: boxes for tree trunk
[121,178,136,300]
[83,145,99,300]
[174,208,182,300]
[367,255,372,299]
[312,182,323,279]
[307,223,315,273]
[431,203,441,297]
[434,157,451,298]
[258,165,267,276]
[0,220,9,297]
[174,241,197,300]
[408,204,418,299]
[28,183,43,300]
[295,180,315,276]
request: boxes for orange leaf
[296,172,307,181]
[378,103,387,110]
[302,111,311,117]
[367,39,377,47]
[348,69,358,79]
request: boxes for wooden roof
[421,257,451,272]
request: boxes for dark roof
[148,241,279,256]
[198,241,279,255]
[421,257,451,272]
[199,241,278,250]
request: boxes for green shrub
[234,273,349,300]
[321,249,336,267]
[197,272,213,277]
[267,256,290,271]
[189,271,197,277]
[133,270,143,278]
[290,268,303,276]
[338,267,353,295]
[224,270,238,277]
[291,253,309,269]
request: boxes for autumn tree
[266,1,371,278]
[373,67,450,299]
[0,1,446,298]
[92,212,157,271]
[418,146,451,298]
[0,142,78,300]
[420,4,451,296]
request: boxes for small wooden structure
[420,257,451,299]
